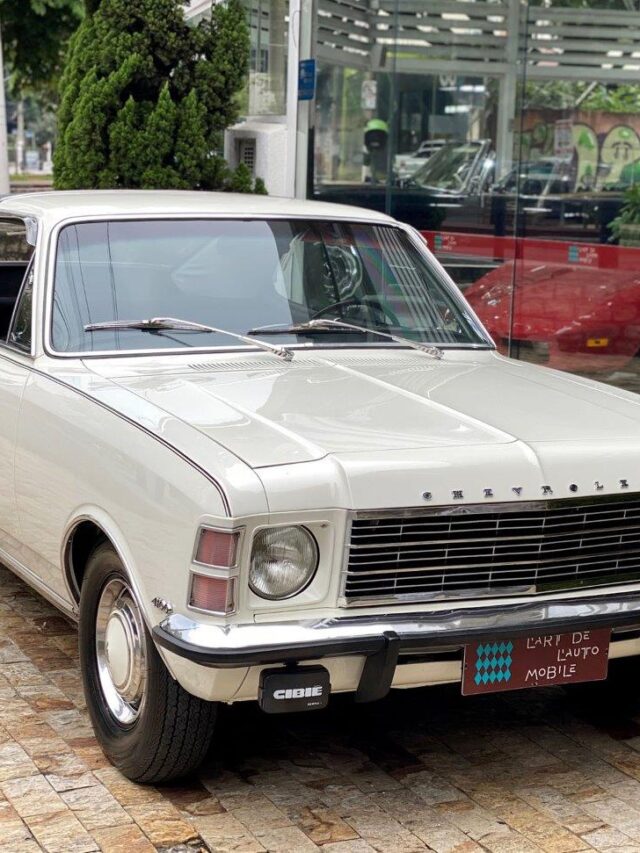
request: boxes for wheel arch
[62,510,143,612]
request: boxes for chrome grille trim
[341,494,640,606]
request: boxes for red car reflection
[464,260,640,373]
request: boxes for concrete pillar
[495,0,520,178]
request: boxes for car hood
[84,349,640,469]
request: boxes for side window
[8,265,34,352]
[0,217,36,347]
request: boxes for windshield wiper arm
[84,317,294,361]
[248,319,444,360]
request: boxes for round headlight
[249,526,319,600]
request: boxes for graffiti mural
[519,112,640,191]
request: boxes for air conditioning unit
[224,120,290,196]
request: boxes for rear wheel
[79,542,217,783]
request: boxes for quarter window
[8,265,34,352]
[0,217,36,347]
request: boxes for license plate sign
[462,628,610,696]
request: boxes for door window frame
[6,257,35,356]
[0,214,38,360]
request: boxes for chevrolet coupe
[2,191,640,783]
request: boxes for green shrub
[54,0,266,193]
[609,185,640,242]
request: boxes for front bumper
[153,593,640,703]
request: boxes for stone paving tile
[1,775,68,817]
[24,809,99,853]
[62,783,133,831]
[90,824,156,852]
[13,565,640,850]
[125,802,201,846]
[194,812,266,851]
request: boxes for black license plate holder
[259,665,330,713]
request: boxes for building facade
[186,0,640,389]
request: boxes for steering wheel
[311,294,400,326]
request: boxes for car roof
[0,190,396,226]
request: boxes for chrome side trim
[0,351,231,515]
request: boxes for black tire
[78,542,217,783]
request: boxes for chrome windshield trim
[46,342,495,361]
[42,213,495,359]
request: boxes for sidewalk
[1,563,640,852]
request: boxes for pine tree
[54,0,266,193]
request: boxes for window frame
[7,257,35,355]
[0,215,38,359]
[42,213,495,360]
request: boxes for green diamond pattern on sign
[473,640,513,686]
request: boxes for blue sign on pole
[298,59,317,101]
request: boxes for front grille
[343,494,640,605]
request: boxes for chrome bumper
[153,593,640,703]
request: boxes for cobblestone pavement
[5,565,640,852]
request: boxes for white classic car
[393,138,447,180]
[2,191,640,784]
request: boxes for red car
[464,259,640,373]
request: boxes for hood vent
[325,353,431,368]
[187,352,432,372]
[188,358,292,372]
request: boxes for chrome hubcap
[95,579,147,726]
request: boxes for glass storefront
[312,0,640,390]
[242,0,289,116]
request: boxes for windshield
[410,142,482,190]
[50,219,488,354]
[497,159,576,195]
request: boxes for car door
[0,218,36,556]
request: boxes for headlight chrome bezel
[249,525,320,601]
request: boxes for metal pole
[0,24,11,195]
[294,0,316,198]
[16,100,24,175]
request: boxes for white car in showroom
[1,190,640,783]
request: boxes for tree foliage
[54,0,264,192]
[0,0,84,92]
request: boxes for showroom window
[312,0,640,388]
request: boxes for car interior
[0,261,30,340]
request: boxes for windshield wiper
[84,317,294,361]
[248,319,444,360]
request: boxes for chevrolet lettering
[1,190,640,783]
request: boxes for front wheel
[79,542,217,783]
